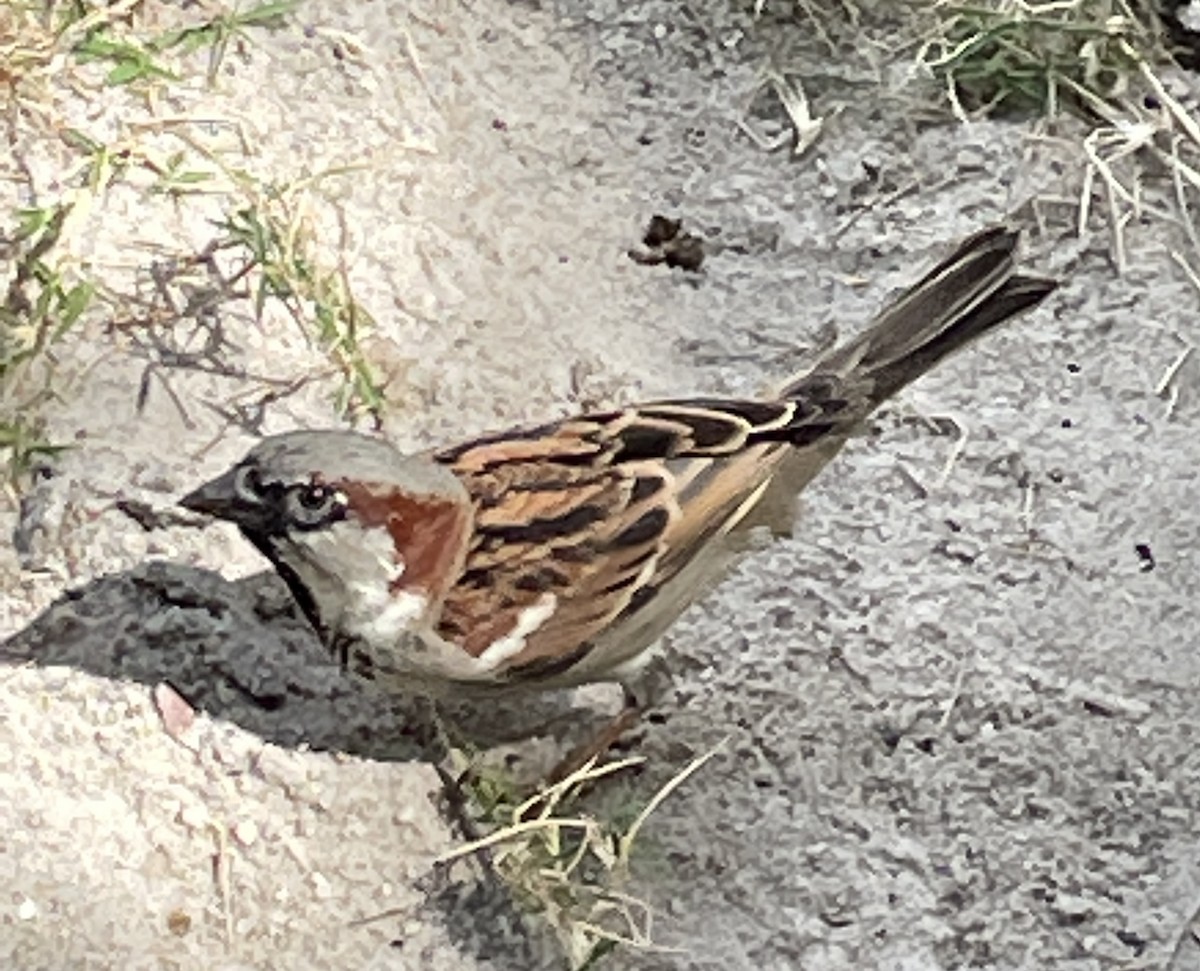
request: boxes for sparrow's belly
[537,527,782,691]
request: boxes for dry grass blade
[738,69,826,155]
[615,739,726,866]
[1,0,176,116]
[918,0,1200,272]
[441,743,721,969]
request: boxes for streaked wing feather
[432,399,832,681]
[423,228,1055,686]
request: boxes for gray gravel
[3,2,1200,969]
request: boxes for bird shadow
[1,559,598,762]
[1,559,595,970]
[3,560,434,758]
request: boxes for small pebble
[233,819,259,847]
[180,803,208,829]
[312,872,333,899]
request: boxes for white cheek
[286,522,414,630]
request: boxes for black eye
[285,483,344,528]
[298,486,327,509]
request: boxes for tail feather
[866,273,1057,403]
[780,226,1057,407]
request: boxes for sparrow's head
[179,430,473,647]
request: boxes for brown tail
[781,225,1057,407]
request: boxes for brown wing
[430,394,851,683]
[427,228,1058,687]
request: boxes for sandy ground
[3,1,1200,969]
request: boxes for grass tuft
[0,1,385,483]
[917,1,1164,118]
[440,744,723,970]
[918,1,1200,275]
[0,200,97,483]
[151,0,299,86]
[208,172,387,422]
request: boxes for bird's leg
[545,658,673,784]
[545,686,644,785]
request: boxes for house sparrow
[179,226,1056,713]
